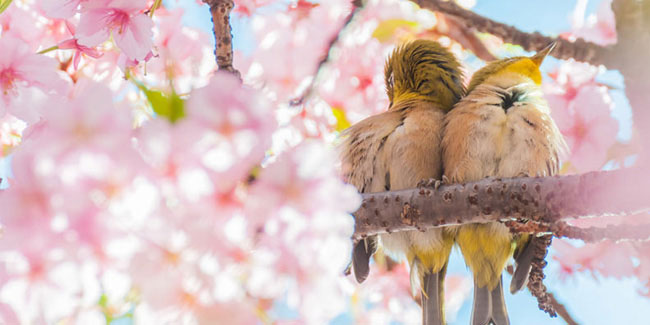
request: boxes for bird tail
[351,236,377,283]
[511,234,534,293]
[471,275,510,325]
[411,258,447,325]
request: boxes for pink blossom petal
[113,13,154,61]
[76,9,112,47]
[39,0,81,19]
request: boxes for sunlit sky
[123,0,649,323]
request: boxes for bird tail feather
[511,235,536,293]
[352,236,377,283]
[471,275,510,325]
[411,259,447,325]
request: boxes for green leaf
[134,82,185,123]
[0,0,13,15]
[372,19,418,42]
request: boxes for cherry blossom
[569,0,616,46]
[184,72,276,193]
[544,60,619,172]
[145,7,214,93]
[553,239,637,280]
[76,0,154,61]
[233,0,276,16]
[0,34,67,109]
[38,0,84,19]
[58,22,103,70]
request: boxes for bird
[340,39,465,325]
[441,42,567,325]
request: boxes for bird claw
[417,178,438,188]
[441,175,450,185]
[434,180,442,189]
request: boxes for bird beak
[530,41,557,67]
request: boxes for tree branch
[552,221,650,243]
[352,168,650,241]
[203,0,241,79]
[411,0,614,67]
[611,0,650,164]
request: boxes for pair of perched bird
[340,40,566,325]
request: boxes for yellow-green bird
[441,43,567,325]
[340,39,465,324]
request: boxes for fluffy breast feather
[442,83,567,182]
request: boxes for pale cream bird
[340,40,465,325]
[441,42,567,325]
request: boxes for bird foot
[417,178,440,189]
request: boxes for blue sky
[167,0,649,324]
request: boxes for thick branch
[203,0,241,79]
[611,0,650,164]
[411,0,614,67]
[352,168,649,241]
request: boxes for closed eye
[499,89,522,112]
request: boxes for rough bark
[352,168,649,241]
[203,0,241,79]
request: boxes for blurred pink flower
[0,114,26,156]
[0,34,67,108]
[553,239,636,280]
[40,80,135,157]
[0,5,45,45]
[318,40,389,123]
[569,0,616,46]
[544,60,618,172]
[58,22,103,70]
[38,0,84,19]
[0,302,19,325]
[241,0,352,102]
[184,72,276,192]
[248,141,360,218]
[145,7,213,90]
[76,0,154,61]
[234,0,276,16]
[246,141,359,322]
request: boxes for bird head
[384,39,465,111]
[466,41,556,93]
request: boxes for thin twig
[203,0,241,79]
[506,265,579,324]
[411,0,614,67]
[547,292,580,325]
[289,1,364,106]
